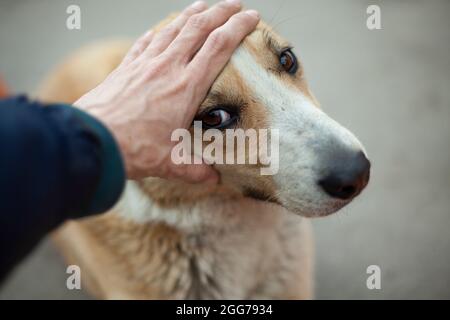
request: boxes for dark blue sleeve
[0,96,125,281]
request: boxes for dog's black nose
[319,151,370,200]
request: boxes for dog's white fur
[114,181,314,298]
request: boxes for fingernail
[226,0,241,7]
[245,9,259,19]
[191,1,207,10]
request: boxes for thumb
[169,156,219,185]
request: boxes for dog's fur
[38,15,366,299]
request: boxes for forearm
[0,96,125,281]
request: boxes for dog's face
[192,22,370,218]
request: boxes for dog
[38,14,370,299]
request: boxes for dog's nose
[318,151,370,200]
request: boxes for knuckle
[174,75,190,92]
[135,39,148,51]
[144,58,167,78]
[208,30,230,52]
[161,25,179,37]
[183,1,207,15]
[183,7,199,16]
[187,14,209,32]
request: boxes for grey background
[0,0,449,299]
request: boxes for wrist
[70,106,126,214]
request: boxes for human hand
[74,0,260,183]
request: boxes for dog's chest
[90,194,311,299]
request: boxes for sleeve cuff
[69,107,126,216]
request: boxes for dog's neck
[113,178,246,231]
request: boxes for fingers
[121,29,154,65]
[188,10,259,99]
[144,1,208,58]
[166,0,243,62]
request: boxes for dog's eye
[197,108,237,129]
[279,49,298,74]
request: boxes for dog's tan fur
[38,17,316,299]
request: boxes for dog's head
[189,22,370,217]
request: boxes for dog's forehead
[235,23,319,107]
[245,22,289,51]
[198,20,317,115]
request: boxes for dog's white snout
[232,45,369,216]
[304,107,370,196]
